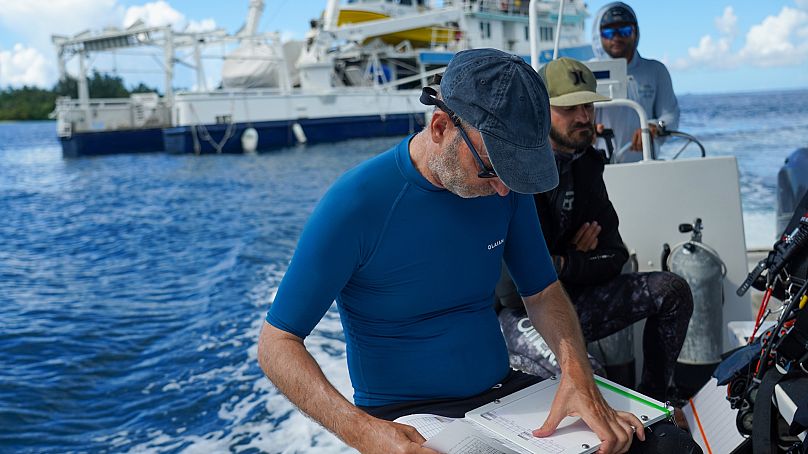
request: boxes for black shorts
[358,369,541,421]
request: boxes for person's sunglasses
[419,87,497,179]
[600,25,634,40]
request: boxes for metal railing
[52,96,171,135]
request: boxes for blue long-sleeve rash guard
[267,136,557,407]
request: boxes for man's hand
[594,123,606,144]
[258,322,437,454]
[571,222,600,252]
[630,123,658,151]
[595,123,606,135]
[522,284,643,452]
[352,418,438,454]
[533,375,645,454]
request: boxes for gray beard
[427,134,494,199]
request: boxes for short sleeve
[266,185,364,339]
[502,194,558,297]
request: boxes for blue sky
[0,0,806,94]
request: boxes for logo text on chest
[562,190,575,211]
[487,239,504,250]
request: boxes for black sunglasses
[600,25,634,40]
[420,87,497,179]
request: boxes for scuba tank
[663,218,727,396]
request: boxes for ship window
[480,21,491,39]
[540,26,554,41]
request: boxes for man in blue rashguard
[257,49,644,454]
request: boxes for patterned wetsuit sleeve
[266,185,363,339]
[560,174,628,286]
[652,62,679,131]
[503,194,558,296]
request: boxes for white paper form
[395,414,457,439]
[466,376,670,454]
[424,419,524,454]
[683,378,746,454]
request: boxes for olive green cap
[538,57,611,107]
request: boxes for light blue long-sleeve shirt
[591,2,680,159]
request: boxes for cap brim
[481,132,559,194]
[550,91,611,107]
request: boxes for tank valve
[679,218,703,243]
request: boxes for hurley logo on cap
[570,70,587,86]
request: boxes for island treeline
[0,72,159,121]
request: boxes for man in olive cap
[259,49,644,454]
[502,56,693,405]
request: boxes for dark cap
[600,4,637,27]
[437,48,557,194]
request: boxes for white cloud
[672,6,737,70]
[123,1,216,33]
[0,0,123,49]
[0,43,51,87]
[715,6,737,37]
[685,34,737,69]
[186,19,218,33]
[123,1,183,29]
[739,6,808,67]
[0,1,218,88]
[0,0,124,88]
[675,2,808,70]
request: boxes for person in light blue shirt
[592,2,680,162]
[257,49,645,454]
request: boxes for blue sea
[1,89,807,453]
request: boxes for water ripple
[1,89,806,452]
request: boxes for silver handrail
[597,99,653,161]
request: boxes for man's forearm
[523,282,640,452]
[257,321,373,448]
[523,281,593,380]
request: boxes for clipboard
[464,375,671,454]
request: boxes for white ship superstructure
[51,0,593,156]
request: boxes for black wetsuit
[503,146,694,401]
[536,147,629,285]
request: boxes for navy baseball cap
[437,48,557,194]
[600,3,637,27]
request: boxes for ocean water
[1,89,806,453]
[661,89,808,246]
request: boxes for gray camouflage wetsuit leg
[566,271,694,400]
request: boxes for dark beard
[549,124,594,151]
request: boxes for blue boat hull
[59,128,165,158]
[163,113,425,154]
